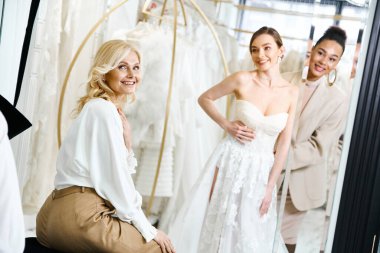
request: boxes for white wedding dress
[168,100,289,253]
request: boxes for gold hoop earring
[328,69,337,86]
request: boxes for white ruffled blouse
[54,98,157,242]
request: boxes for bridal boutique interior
[1,0,380,252]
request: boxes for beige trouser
[36,186,161,253]
[281,194,307,245]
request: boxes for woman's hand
[153,230,176,253]
[117,108,132,151]
[259,185,274,217]
[224,120,255,143]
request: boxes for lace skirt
[169,136,287,253]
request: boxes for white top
[0,111,25,253]
[54,98,157,242]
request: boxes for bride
[168,27,298,253]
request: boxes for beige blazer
[283,71,349,211]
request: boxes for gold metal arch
[144,0,231,215]
[56,0,231,216]
[146,0,178,216]
[187,0,232,130]
[188,0,229,77]
[142,0,188,26]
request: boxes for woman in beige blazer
[280,26,349,252]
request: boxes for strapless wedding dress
[168,100,289,253]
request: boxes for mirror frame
[325,0,380,252]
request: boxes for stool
[24,237,62,253]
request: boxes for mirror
[226,1,373,252]
[214,0,370,252]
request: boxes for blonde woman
[36,40,175,253]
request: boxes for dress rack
[55,0,231,216]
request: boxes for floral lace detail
[197,103,288,253]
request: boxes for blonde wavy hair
[75,40,141,114]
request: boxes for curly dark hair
[315,26,347,53]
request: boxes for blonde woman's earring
[328,69,337,86]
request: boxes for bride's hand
[259,186,273,217]
[117,108,132,150]
[153,230,176,253]
[225,120,255,143]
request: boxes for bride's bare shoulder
[230,71,253,81]
[227,71,254,87]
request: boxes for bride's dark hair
[249,26,283,54]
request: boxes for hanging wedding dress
[157,18,240,230]
[112,20,237,217]
[168,100,289,253]
[114,22,179,200]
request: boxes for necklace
[257,74,272,87]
